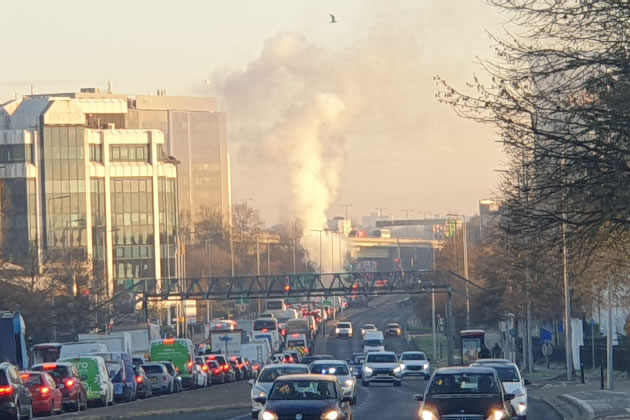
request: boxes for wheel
[252,410,259,419]
[394,381,402,387]
[362,380,368,387]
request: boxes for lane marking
[226,413,251,420]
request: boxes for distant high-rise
[479,199,501,238]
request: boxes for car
[285,351,300,365]
[413,366,517,420]
[230,359,246,381]
[363,331,385,353]
[139,363,174,394]
[248,364,309,419]
[385,323,402,336]
[134,365,153,399]
[300,355,333,365]
[206,355,236,382]
[132,357,145,370]
[57,356,114,407]
[360,324,377,337]
[470,361,530,420]
[19,371,63,416]
[361,351,402,387]
[309,360,357,405]
[208,361,225,384]
[0,363,33,420]
[195,357,213,386]
[348,353,366,378]
[254,374,352,420]
[400,351,431,380]
[153,362,182,392]
[335,322,353,337]
[192,363,208,388]
[31,362,88,412]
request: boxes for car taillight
[40,386,50,395]
[136,376,144,384]
[187,361,193,370]
[201,365,208,372]
[222,364,229,372]
[253,364,260,370]
[239,363,244,368]
[304,348,309,354]
[65,379,75,388]
[0,386,14,396]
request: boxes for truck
[208,329,244,355]
[236,319,254,341]
[241,342,271,367]
[78,332,133,356]
[110,323,161,360]
[0,311,28,369]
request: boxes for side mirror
[504,393,516,401]
[341,396,352,403]
[413,393,424,401]
[524,379,532,386]
[248,379,255,386]
[253,396,266,404]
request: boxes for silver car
[248,363,309,419]
[400,351,431,380]
[141,363,175,394]
[309,360,357,405]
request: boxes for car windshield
[35,365,71,379]
[338,323,351,328]
[402,353,426,361]
[288,340,306,347]
[311,364,349,375]
[269,380,337,400]
[107,361,123,382]
[258,367,309,383]
[364,339,383,347]
[0,371,7,386]
[387,324,400,328]
[254,320,277,330]
[491,366,520,382]
[429,373,499,395]
[24,374,42,386]
[367,354,397,363]
[362,325,375,330]
[267,301,283,310]
[143,365,164,374]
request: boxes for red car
[31,363,87,412]
[20,371,63,416]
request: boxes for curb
[531,396,569,420]
[68,403,251,419]
[559,394,595,419]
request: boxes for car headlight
[393,366,402,374]
[335,328,340,333]
[487,410,506,420]
[517,402,527,415]
[344,378,354,387]
[364,366,373,374]
[321,410,340,420]
[261,411,278,420]
[399,364,406,370]
[419,410,437,420]
[423,363,429,369]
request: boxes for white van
[241,342,271,367]
[253,318,280,351]
[363,331,385,353]
[59,342,109,359]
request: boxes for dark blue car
[253,374,352,420]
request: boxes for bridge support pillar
[447,290,455,366]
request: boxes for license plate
[114,384,123,394]
[150,378,157,383]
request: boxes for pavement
[528,369,630,419]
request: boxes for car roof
[366,351,396,356]
[310,360,347,365]
[472,359,512,364]
[261,363,309,370]
[33,362,74,367]
[276,374,338,382]
[387,323,400,325]
[435,366,498,375]
[471,362,518,369]
[362,324,376,327]
[402,351,425,354]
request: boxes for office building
[479,199,501,238]
[0,94,179,296]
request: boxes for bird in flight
[329,14,337,23]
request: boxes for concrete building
[479,199,501,238]
[0,94,179,297]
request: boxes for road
[58,295,563,419]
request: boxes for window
[0,144,30,163]
[89,144,102,162]
[110,145,149,162]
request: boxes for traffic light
[283,283,291,293]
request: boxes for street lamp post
[205,239,213,322]
[447,214,469,328]
[340,204,352,220]
[303,235,312,272]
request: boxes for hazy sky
[1,1,506,225]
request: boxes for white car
[361,351,402,387]
[360,323,377,337]
[309,360,357,405]
[248,363,309,419]
[335,321,353,337]
[400,351,431,380]
[471,361,530,419]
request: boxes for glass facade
[42,126,87,256]
[0,144,32,164]
[110,177,155,288]
[110,144,150,162]
[89,144,102,163]
[0,178,32,258]
[158,177,177,279]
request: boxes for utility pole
[267,242,271,275]
[607,277,613,390]
[401,209,413,219]
[432,242,437,363]
[205,239,213,322]
[562,219,572,381]
[340,204,352,220]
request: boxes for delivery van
[59,356,114,406]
